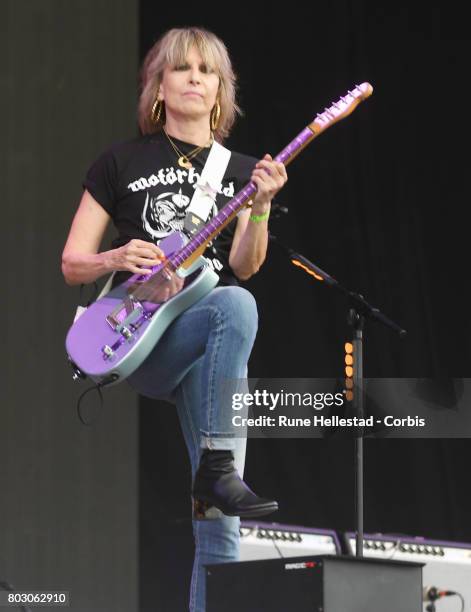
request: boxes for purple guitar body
[66,232,219,385]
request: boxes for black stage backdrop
[138,3,471,610]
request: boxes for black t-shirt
[83,131,258,286]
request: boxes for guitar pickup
[106,295,144,332]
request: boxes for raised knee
[205,287,258,348]
[221,287,258,333]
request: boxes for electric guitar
[66,83,373,386]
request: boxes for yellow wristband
[249,210,270,223]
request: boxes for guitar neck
[167,82,373,271]
[167,125,320,271]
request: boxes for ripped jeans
[127,286,258,612]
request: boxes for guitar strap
[183,140,231,235]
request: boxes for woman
[62,27,287,612]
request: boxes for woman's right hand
[107,239,166,275]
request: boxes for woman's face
[158,45,220,123]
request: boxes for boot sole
[193,497,278,520]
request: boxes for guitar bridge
[106,294,144,333]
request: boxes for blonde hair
[138,28,241,142]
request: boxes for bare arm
[229,207,270,280]
[229,154,287,281]
[61,190,166,286]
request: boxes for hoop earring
[150,99,164,125]
[210,100,221,131]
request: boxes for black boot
[192,449,278,519]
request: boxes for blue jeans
[128,286,258,612]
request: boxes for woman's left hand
[251,154,288,213]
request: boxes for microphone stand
[269,231,406,558]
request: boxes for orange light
[291,259,324,281]
[344,341,354,399]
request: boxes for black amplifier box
[206,554,423,612]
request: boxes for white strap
[185,141,231,226]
